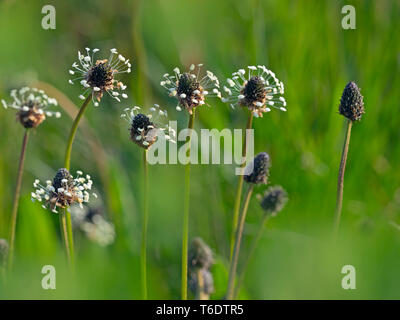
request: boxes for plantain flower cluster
[160,64,221,114]
[68,48,131,106]
[31,168,97,213]
[121,104,176,149]
[222,65,286,117]
[1,87,60,128]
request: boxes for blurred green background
[0,0,400,299]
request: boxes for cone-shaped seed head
[339,81,365,121]
[244,152,270,185]
[260,185,288,216]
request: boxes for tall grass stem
[62,94,91,264]
[141,149,149,299]
[234,215,269,298]
[333,119,353,237]
[8,130,29,271]
[182,110,196,300]
[60,212,71,264]
[226,184,254,299]
[230,113,253,258]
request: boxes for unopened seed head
[244,152,270,185]
[260,185,288,216]
[339,81,365,122]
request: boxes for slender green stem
[64,95,92,170]
[333,119,353,237]
[0,266,5,285]
[8,130,29,271]
[65,208,75,265]
[62,94,92,264]
[141,149,149,299]
[230,113,254,258]
[226,184,254,300]
[60,211,71,264]
[182,109,196,300]
[234,214,269,298]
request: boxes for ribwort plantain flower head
[0,239,8,269]
[1,87,60,128]
[259,185,288,216]
[31,168,97,213]
[244,152,270,185]
[69,48,131,106]
[71,207,115,246]
[160,64,221,114]
[222,66,286,117]
[339,81,365,122]
[121,104,176,149]
[188,237,214,271]
[188,238,215,298]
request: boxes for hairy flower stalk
[1,87,60,270]
[161,64,220,300]
[226,152,270,300]
[122,105,175,299]
[234,186,288,298]
[64,48,131,264]
[333,82,365,236]
[222,66,286,258]
[188,238,214,300]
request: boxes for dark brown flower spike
[339,81,365,121]
[121,105,175,149]
[244,152,270,185]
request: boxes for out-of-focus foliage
[0,0,399,299]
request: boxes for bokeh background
[0,0,400,299]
